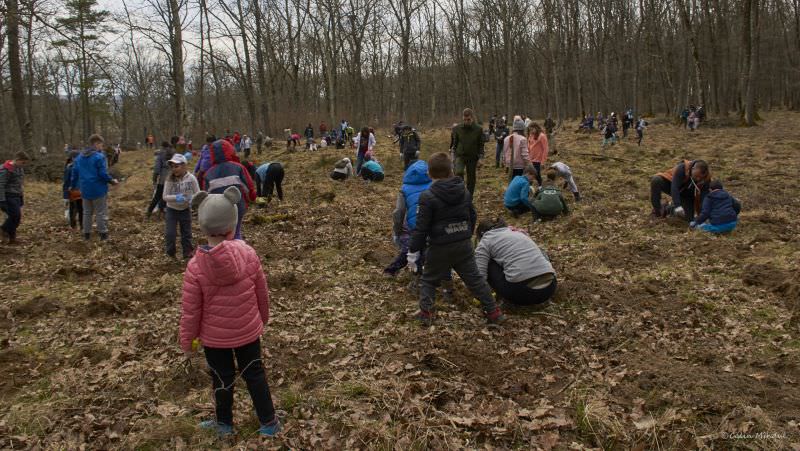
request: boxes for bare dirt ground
[1,112,799,450]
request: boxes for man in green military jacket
[451,108,485,195]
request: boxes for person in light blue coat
[503,165,536,217]
[360,159,384,182]
[384,160,430,276]
[70,134,118,240]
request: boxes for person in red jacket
[203,139,256,240]
[232,131,242,152]
[181,186,281,437]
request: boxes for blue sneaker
[258,418,282,437]
[199,420,234,436]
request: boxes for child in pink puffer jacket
[179,186,281,437]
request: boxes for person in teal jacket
[360,159,384,182]
[504,165,537,217]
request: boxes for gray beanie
[191,186,241,236]
[513,118,525,132]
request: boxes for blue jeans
[356,153,365,175]
[697,220,737,233]
[165,207,193,257]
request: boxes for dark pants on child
[257,164,285,200]
[637,129,643,146]
[487,260,557,306]
[204,338,276,426]
[147,184,165,215]
[507,203,533,217]
[532,162,542,186]
[495,141,503,168]
[356,152,366,175]
[69,199,83,229]
[235,201,246,239]
[650,176,694,220]
[403,152,418,170]
[509,167,523,181]
[165,207,193,257]
[386,234,425,274]
[0,195,22,239]
[361,168,384,182]
[420,240,497,313]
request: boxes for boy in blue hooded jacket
[71,134,118,240]
[384,160,431,276]
[690,180,741,233]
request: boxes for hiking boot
[83,233,91,241]
[199,420,234,436]
[415,310,434,327]
[574,192,581,202]
[99,233,108,241]
[383,270,397,278]
[258,418,282,437]
[485,308,507,325]
[7,238,21,246]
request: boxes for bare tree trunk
[169,0,188,135]
[0,18,7,145]
[233,0,257,135]
[6,0,33,153]
[677,0,707,111]
[744,0,759,125]
[253,0,269,135]
[198,0,206,132]
[741,0,753,123]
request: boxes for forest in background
[1,0,798,154]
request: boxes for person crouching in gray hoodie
[474,218,557,307]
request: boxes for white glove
[673,206,685,217]
[407,251,420,273]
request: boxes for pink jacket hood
[179,240,270,352]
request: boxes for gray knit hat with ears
[513,118,526,132]
[191,186,241,236]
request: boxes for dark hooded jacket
[410,176,477,252]
[0,160,25,202]
[204,139,256,205]
[693,189,741,225]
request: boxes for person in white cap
[162,153,200,259]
